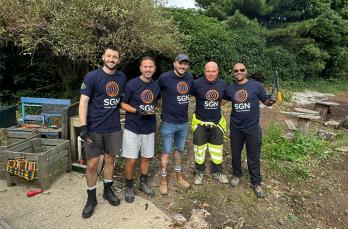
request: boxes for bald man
[222,63,275,198]
[190,61,229,185]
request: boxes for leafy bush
[262,121,329,182]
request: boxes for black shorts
[193,125,223,146]
[85,131,122,159]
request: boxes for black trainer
[125,181,135,203]
[139,175,155,197]
[103,182,120,206]
[82,189,97,218]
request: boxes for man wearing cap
[157,54,193,195]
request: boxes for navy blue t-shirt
[122,77,160,134]
[224,79,269,129]
[80,68,126,133]
[157,71,193,124]
[190,77,227,123]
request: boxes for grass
[262,121,334,183]
[277,78,348,103]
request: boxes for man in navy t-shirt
[121,56,160,203]
[157,54,193,195]
[79,45,126,218]
[191,61,229,185]
[223,63,275,198]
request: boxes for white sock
[104,179,113,183]
[87,186,96,190]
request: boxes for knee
[104,154,114,163]
[87,158,99,172]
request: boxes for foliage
[170,9,287,83]
[262,122,330,182]
[0,0,183,103]
[195,0,348,81]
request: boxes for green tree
[0,0,183,98]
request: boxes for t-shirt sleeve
[121,83,133,104]
[222,88,230,100]
[190,80,197,96]
[257,82,270,102]
[79,72,94,97]
[156,74,165,89]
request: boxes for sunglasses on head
[234,68,245,73]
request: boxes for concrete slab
[0,173,172,229]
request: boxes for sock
[126,179,133,188]
[104,179,113,183]
[87,185,96,190]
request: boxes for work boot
[230,176,241,187]
[176,172,191,189]
[194,171,203,185]
[212,172,229,184]
[139,175,155,196]
[251,184,266,198]
[125,181,135,203]
[82,189,97,218]
[103,182,120,206]
[159,176,168,195]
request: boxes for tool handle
[26,189,44,197]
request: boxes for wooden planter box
[0,128,40,179]
[3,138,71,189]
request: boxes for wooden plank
[49,149,69,165]
[38,153,50,190]
[62,102,79,140]
[285,120,297,131]
[49,156,69,175]
[7,140,33,152]
[49,164,69,184]
[6,131,36,139]
[69,116,79,161]
[311,99,340,106]
[21,97,71,106]
[294,108,319,115]
[0,129,6,139]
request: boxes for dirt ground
[141,92,348,228]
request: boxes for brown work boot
[159,176,168,195]
[176,172,191,189]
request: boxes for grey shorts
[85,131,122,159]
[122,129,155,159]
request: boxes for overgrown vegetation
[262,122,333,183]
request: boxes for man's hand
[136,108,154,115]
[270,95,277,103]
[80,125,92,143]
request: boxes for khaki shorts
[85,131,122,159]
[122,129,155,159]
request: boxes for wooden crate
[3,138,71,189]
[0,128,40,179]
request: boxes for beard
[104,61,117,70]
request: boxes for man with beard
[121,56,160,203]
[157,54,193,195]
[79,45,126,218]
[222,63,275,198]
[191,61,229,185]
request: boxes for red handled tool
[26,189,44,197]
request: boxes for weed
[262,121,331,182]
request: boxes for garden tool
[270,71,283,102]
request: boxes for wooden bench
[311,99,340,121]
[21,97,71,127]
